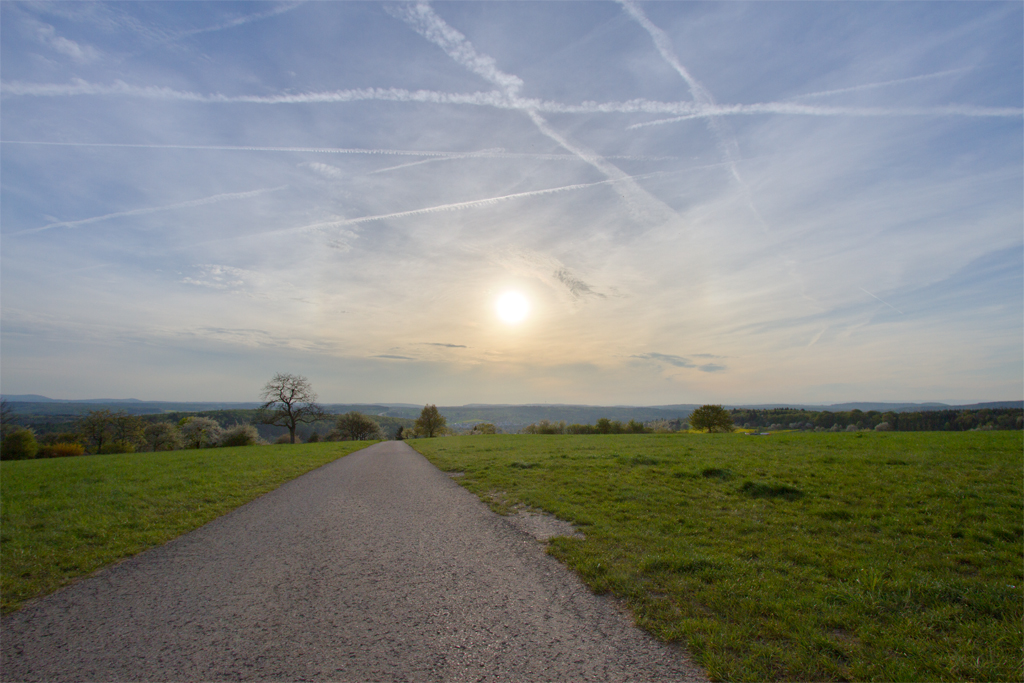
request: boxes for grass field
[0,442,371,614]
[412,432,1023,682]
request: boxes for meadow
[0,442,371,613]
[412,432,1023,682]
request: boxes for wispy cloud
[421,342,467,348]
[28,19,99,63]
[12,187,286,235]
[635,352,695,368]
[554,268,605,300]
[634,352,728,373]
[374,354,415,361]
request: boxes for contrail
[368,148,505,174]
[788,68,969,100]
[3,79,1019,119]
[390,1,678,226]
[301,178,621,233]
[619,0,763,232]
[13,186,286,235]
[171,2,305,40]
[859,287,904,314]
[0,140,678,163]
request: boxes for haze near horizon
[1,1,1021,405]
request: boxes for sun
[495,291,530,324]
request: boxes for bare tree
[257,373,327,444]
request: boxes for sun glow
[495,291,530,324]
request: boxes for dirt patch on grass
[506,508,585,542]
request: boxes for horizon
[2,2,1021,405]
[3,393,1019,411]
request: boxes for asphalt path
[2,441,706,682]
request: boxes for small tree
[257,373,327,444]
[77,409,116,453]
[111,412,146,451]
[415,404,446,438]
[335,412,383,441]
[689,405,734,433]
[180,417,223,449]
[144,422,182,451]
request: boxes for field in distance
[412,432,1022,682]
[0,442,372,613]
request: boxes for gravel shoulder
[1,441,706,682]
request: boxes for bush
[306,431,320,443]
[874,422,893,432]
[335,412,383,441]
[565,423,597,434]
[626,419,647,434]
[99,440,136,454]
[218,424,261,447]
[1,429,38,460]
[37,442,86,458]
[523,420,564,435]
[275,433,296,444]
[470,422,497,435]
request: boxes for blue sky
[1,1,1021,405]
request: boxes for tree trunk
[289,426,297,443]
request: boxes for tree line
[0,374,452,460]
[729,407,1023,432]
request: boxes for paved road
[2,441,706,682]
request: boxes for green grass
[411,432,1023,682]
[0,442,371,613]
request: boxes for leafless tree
[257,373,327,444]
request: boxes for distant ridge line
[4,395,1021,414]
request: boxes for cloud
[554,268,605,300]
[634,352,695,368]
[421,342,467,348]
[374,354,415,360]
[634,353,729,373]
[698,364,726,373]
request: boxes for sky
[1,1,1021,405]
